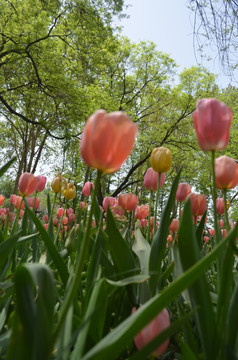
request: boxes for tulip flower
[62,216,68,225]
[143,168,166,191]
[57,208,64,218]
[193,98,232,151]
[36,175,47,192]
[44,214,49,222]
[10,194,17,204]
[209,229,215,237]
[14,196,25,210]
[215,155,238,189]
[102,196,117,211]
[216,198,225,215]
[53,218,58,227]
[63,182,76,200]
[118,193,139,211]
[51,174,64,193]
[80,110,138,174]
[80,201,87,210]
[133,307,170,356]
[18,172,39,196]
[82,182,95,197]
[189,193,207,217]
[176,183,191,202]
[0,195,5,207]
[150,147,172,173]
[169,218,179,233]
[204,236,209,243]
[135,204,149,219]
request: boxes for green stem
[223,189,229,231]
[147,191,153,243]
[211,150,220,244]
[53,170,101,343]
[154,173,161,234]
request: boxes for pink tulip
[176,183,191,202]
[80,110,138,174]
[215,155,238,189]
[43,223,48,230]
[53,218,58,227]
[57,208,64,218]
[209,229,215,237]
[14,196,25,210]
[26,197,40,209]
[66,208,74,216]
[118,193,139,211]
[18,172,39,196]
[140,219,147,227]
[193,98,232,151]
[167,234,173,242]
[204,236,209,243]
[135,205,149,220]
[82,182,95,197]
[19,209,24,218]
[44,215,49,222]
[216,198,225,215]
[189,193,207,217]
[62,216,68,225]
[10,194,17,204]
[220,219,224,228]
[36,175,47,192]
[169,218,179,233]
[143,168,166,192]
[133,307,170,356]
[80,201,87,210]
[102,196,117,211]
[111,205,125,217]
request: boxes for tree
[189,0,238,80]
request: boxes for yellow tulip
[151,147,172,173]
[63,182,76,200]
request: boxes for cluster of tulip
[0,98,236,358]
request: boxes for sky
[118,0,234,88]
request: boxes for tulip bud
[65,226,78,253]
[151,147,172,173]
[63,182,76,200]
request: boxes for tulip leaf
[81,231,231,360]
[149,169,181,296]
[178,198,216,360]
[0,156,16,178]
[25,205,69,285]
[106,275,150,287]
[226,278,238,354]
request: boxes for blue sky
[118,0,233,88]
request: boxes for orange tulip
[80,110,138,174]
[0,195,5,207]
[118,193,138,211]
[135,204,149,220]
[193,98,232,151]
[189,193,207,217]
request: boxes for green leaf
[0,231,22,267]
[226,278,238,355]
[178,198,216,360]
[25,205,69,285]
[0,157,16,178]
[81,230,231,360]
[149,169,181,296]
[132,226,151,275]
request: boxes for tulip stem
[147,191,153,243]
[211,151,220,244]
[53,170,101,343]
[223,189,229,231]
[154,173,161,234]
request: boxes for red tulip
[14,196,25,210]
[215,155,238,189]
[193,98,232,151]
[169,218,179,233]
[80,110,138,174]
[133,307,170,356]
[176,183,191,202]
[19,172,39,196]
[204,236,209,243]
[143,168,166,192]
[118,193,138,211]
[57,208,64,218]
[209,229,215,237]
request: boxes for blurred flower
[80,201,87,210]
[132,307,170,356]
[216,198,225,215]
[43,223,48,230]
[189,193,207,217]
[63,182,76,200]
[150,147,172,173]
[143,167,166,191]
[19,209,24,218]
[204,236,210,243]
[19,172,39,196]
[26,197,40,209]
[209,229,215,237]
[36,175,47,192]
[102,196,117,211]
[53,217,58,227]
[135,205,149,220]
[0,195,5,206]
[10,194,17,204]
[14,196,25,210]
[176,183,191,202]
[80,110,138,174]
[44,214,49,222]
[51,174,64,193]
[215,155,238,189]
[62,216,68,225]
[118,193,139,211]
[169,218,179,233]
[57,208,64,218]
[193,98,232,151]
[82,182,94,197]
[167,234,173,242]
